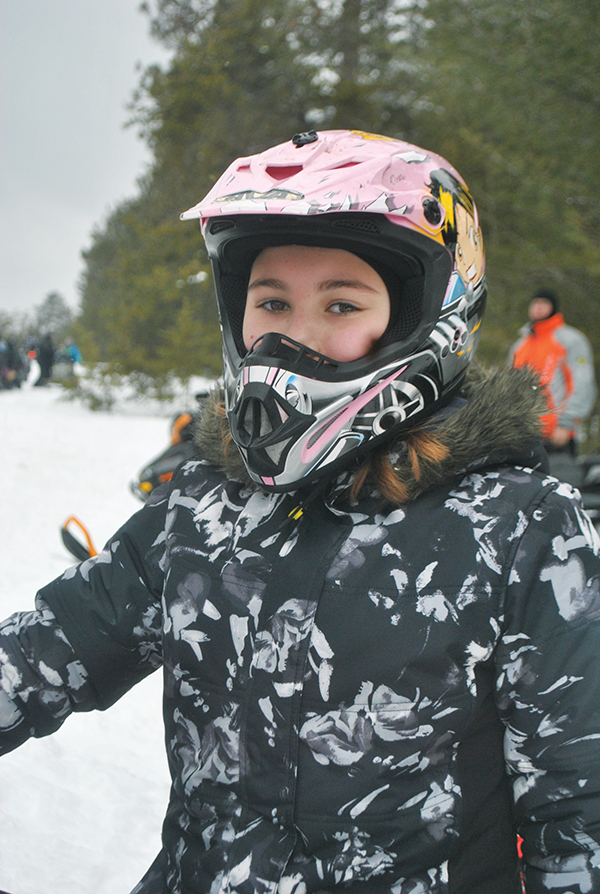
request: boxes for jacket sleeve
[555,327,597,428]
[0,491,168,755]
[0,599,98,754]
[496,480,600,893]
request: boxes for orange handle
[63,516,98,558]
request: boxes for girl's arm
[0,496,168,754]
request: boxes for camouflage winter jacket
[1,367,600,894]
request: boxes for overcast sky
[0,1,171,315]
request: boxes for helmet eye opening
[210,213,439,357]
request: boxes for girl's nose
[286,314,322,355]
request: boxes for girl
[2,130,600,894]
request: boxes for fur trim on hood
[397,363,547,500]
[193,365,547,501]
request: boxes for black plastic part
[60,527,91,563]
[292,130,318,147]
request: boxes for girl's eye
[329,302,359,315]
[258,299,288,312]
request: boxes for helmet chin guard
[182,130,487,492]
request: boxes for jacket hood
[194,364,547,501]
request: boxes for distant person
[0,335,22,390]
[0,333,11,389]
[63,336,82,365]
[509,289,597,456]
[54,337,83,379]
[34,333,55,386]
[0,333,8,382]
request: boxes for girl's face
[243,245,390,362]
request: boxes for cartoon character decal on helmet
[429,169,485,311]
[181,130,486,492]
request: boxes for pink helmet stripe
[301,367,406,465]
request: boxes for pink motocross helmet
[181,130,486,492]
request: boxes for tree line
[51,0,600,390]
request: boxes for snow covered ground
[0,367,212,893]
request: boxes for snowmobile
[582,457,600,530]
[546,451,600,533]
[60,389,210,562]
[129,386,213,500]
[61,516,99,563]
[128,408,199,501]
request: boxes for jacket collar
[531,312,564,336]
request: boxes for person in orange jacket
[509,289,597,455]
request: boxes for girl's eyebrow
[247,277,286,292]
[247,277,378,292]
[320,278,379,293]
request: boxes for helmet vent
[265,165,303,181]
[331,218,381,235]
[238,398,273,445]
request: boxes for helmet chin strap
[285,468,345,521]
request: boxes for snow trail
[0,378,180,893]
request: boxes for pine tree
[417,0,600,363]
